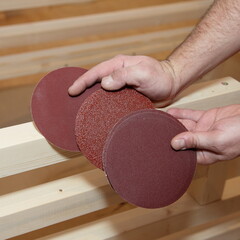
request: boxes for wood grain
[0,1,212,49]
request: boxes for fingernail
[102,75,114,87]
[172,139,186,150]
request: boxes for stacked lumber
[0,1,240,239]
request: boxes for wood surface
[0,0,190,13]
[0,27,192,81]
[1,0,240,239]
[0,1,212,49]
[0,0,92,11]
[34,195,240,240]
[189,162,227,205]
[0,169,123,239]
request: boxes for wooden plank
[161,77,240,111]
[222,176,240,200]
[0,77,239,178]
[113,176,240,240]
[0,27,192,81]
[193,157,240,183]
[0,0,212,49]
[188,162,227,205]
[0,1,197,29]
[2,171,240,239]
[190,217,240,240]
[0,84,35,128]
[0,156,94,195]
[226,157,240,179]
[0,169,123,239]
[0,122,80,178]
[157,213,240,240]
[0,0,92,11]
[35,195,198,240]
[0,0,187,12]
[37,195,240,240]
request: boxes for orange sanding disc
[75,88,154,169]
[31,67,101,152]
[103,109,197,208]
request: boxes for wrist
[166,53,202,94]
[162,57,187,98]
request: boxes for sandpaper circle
[75,88,154,169]
[31,67,101,152]
[103,109,197,208]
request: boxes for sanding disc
[103,109,197,208]
[75,88,154,169]
[31,67,101,152]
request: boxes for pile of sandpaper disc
[31,67,196,208]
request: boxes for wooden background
[0,0,240,239]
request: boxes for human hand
[68,55,180,106]
[167,104,240,164]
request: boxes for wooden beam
[187,158,240,204]
[0,156,94,195]
[0,0,212,49]
[35,194,198,240]
[1,167,240,239]
[0,169,123,239]
[0,122,80,178]
[188,217,240,240]
[36,195,240,240]
[0,0,92,11]
[0,77,239,178]
[161,77,240,111]
[158,213,240,240]
[222,176,240,200]
[188,162,227,205]
[0,27,192,81]
[226,157,240,179]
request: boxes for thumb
[101,66,141,91]
[101,75,125,90]
[171,131,217,151]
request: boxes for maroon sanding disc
[31,67,101,152]
[103,109,197,208]
[75,88,154,169]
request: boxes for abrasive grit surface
[75,88,154,169]
[103,109,197,208]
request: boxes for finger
[171,130,219,152]
[68,57,124,95]
[177,119,197,131]
[167,108,204,122]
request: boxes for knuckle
[194,134,202,149]
[138,55,153,64]
[112,68,127,81]
[184,133,199,149]
[114,54,126,60]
